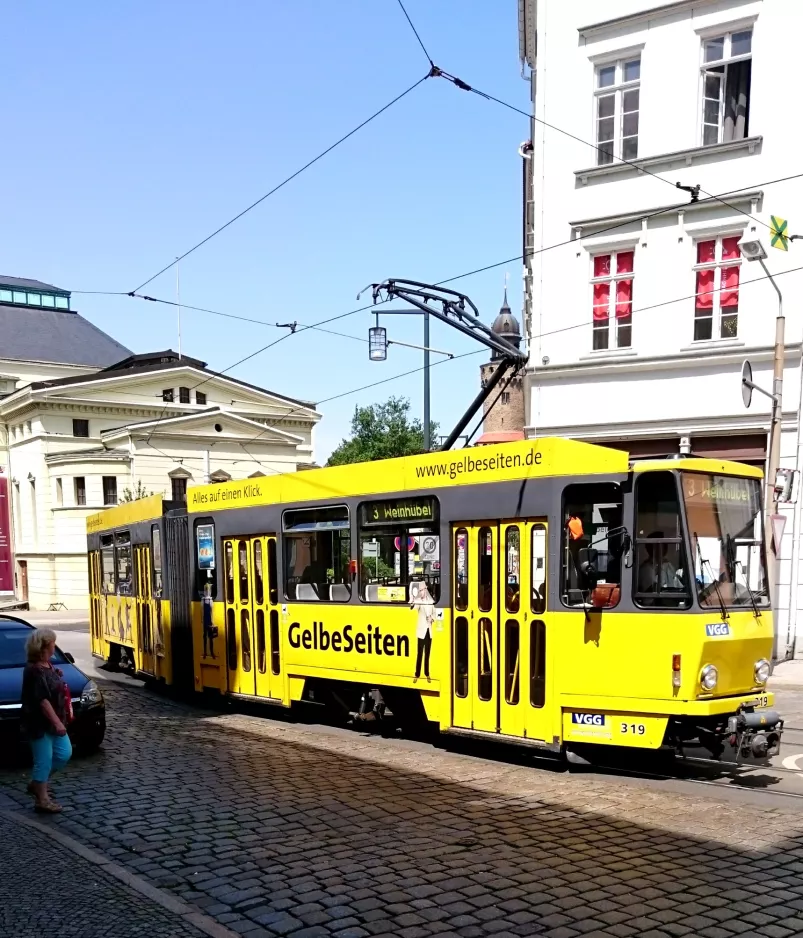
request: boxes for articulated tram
[87,438,783,761]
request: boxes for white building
[518,0,803,656]
[0,277,319,610]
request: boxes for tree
[326,396,438,467]
[120,480,153,503]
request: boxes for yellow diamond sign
[770,215,789,251]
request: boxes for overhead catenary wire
[129,73,431,294]
[395,0,434,67]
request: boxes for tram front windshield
[682,472,769,608]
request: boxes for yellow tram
[87,438,783,761]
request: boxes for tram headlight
[754,658,771,685]
[700,664,718,691]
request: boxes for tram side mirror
[578,548,599,589]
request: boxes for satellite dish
[741,359,753,409]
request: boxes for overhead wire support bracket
[366,279,528,452]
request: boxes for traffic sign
[770,215,789,251]
[741,359,753,408]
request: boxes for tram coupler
[727,705,783,761]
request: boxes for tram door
[89,552,102,652]
[134,546,156,676]
[451,521,552,743]
[223,537,282,699]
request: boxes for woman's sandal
[34,800,62,814]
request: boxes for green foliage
[120,480,153,503]
[326,396,438,467]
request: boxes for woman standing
[410,581,435,683]
[21,628,72,813]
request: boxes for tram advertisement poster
[196,524,216,570]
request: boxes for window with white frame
[700,28,752,145]
[595,56,640,165]
[591,250,634,351]
[693,234,742,341]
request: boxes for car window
[0,629,65,668]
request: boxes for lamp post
[739,233,784,602]
[368,310,453,452]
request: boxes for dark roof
[24,351,316,410]
[0,275,67,294]
[0,304,131,368]
[102,350,207,373]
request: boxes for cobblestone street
[4,680,803,938]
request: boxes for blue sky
[1,1,530,461]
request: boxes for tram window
[505,620,520,705]
[454,616,468,697]
[238,541,249,602]
[253,540,264,605]
[241,610,252,672]
[454,528,468,611]
[151,525,163,597]
[115,532,133,595]
[270,609,281,674]
[478,527,493,612]
[531,524,547,614]
[193,518,217,600]
[267,538,278,605]
[283,505,351,602]
[100,535,115,593]
[505,526,521,613]
[530,621,546,707]
[358,498,440,604]
[634,471,691,609]
[561,483,623,608]
[478,618,493,701]
[256,610,266,673]
[225,542,234,605]
[226,608,236,670]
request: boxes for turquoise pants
[30,732,72,783]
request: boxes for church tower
[477,288,525,444]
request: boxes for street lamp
[367,310,453,452]
[739,232,784,602]
[368,325,387,362]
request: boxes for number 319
[621,722,646,735]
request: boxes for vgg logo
[571,713,605,726]
[705,622,730,637]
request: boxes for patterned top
[21,663,66,739]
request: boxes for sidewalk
[771,657,803,689]
[0,807,233,938]
[12,610,90,631]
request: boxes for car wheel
[76,724,106,754]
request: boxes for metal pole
[176,258,182,360]
[759,256,784,611]
[423,311,430,451]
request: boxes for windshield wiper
[726,534,764,618]
[694,532,729,621]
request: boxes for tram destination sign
[361,496,437,527]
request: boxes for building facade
[518,0,803,656]
[0,278,320,610]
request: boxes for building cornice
[527,342,798,380]
[574,141,762,186]
[527,410,794,440]
[578,0,725,40]
[45,450,131,467]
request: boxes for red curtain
[593,282,610,320]
[695,268,714,308]
[593,254,611,277]
[721,265,740,307]
[615,279,632,318]
[722,236,740,260]
[697,240,715,263]
[616,251,634,274]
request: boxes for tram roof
[184,438,761,515]
[86,494,166,534]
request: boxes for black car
[0,615,105,753]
